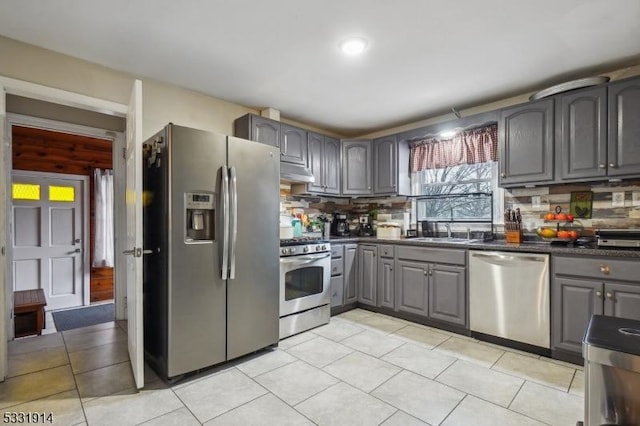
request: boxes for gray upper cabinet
[373,136,397,194]
[428,264,466,327]
[556,86,607,181]
[342,140,373,195]
[358,245,377,306]
[608,78,640,177]
[234,114,280,147]
[499,98,554,187]
[280,123,307,164]
[303,132,340,195]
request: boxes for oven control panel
[280,243,330,257]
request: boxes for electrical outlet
[612,192,625,208]
[633,192,640,207]
[531,196,541,209]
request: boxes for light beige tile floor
[1,309,585,425]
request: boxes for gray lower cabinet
[608,77,640,177]
[330,245,344,309]
[499,98,554,187]
[344,244,358,304]
[378,258,395,309]
[429,264,466,327]
[330,276,344,308]
[358,245,377,306]
[556,86,607,181]
[395,259,429,316]
[342,140,373,195]
[552,255,640,355]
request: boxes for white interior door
[11,173,85,310]
[125,79,144,389]
[0,84,7,381]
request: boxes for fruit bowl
[536,227,580,241]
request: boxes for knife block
[505,230,523,243]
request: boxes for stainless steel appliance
[582,315,640,426]
[469,251,550,348]
[279,237,331,339]
[595,228,640,248]
[143,124,280,381]
[331,213,350,236]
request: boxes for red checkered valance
[410,124,498,172]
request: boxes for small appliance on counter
[377,222,401,238]
[595,228,640,248]
[356,215,374,237]
[331,213,350,236]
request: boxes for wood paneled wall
[12,125,114,302]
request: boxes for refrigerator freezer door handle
[221,165,230,279]
[229,166,238,280]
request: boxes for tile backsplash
[506,179,640,235]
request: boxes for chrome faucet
[444,223,452,239]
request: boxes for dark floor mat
[52,303,115,332]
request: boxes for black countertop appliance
[331,213,350,236]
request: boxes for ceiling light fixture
[340,37,367,55]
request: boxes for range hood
[280,161,315,184]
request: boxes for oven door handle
[280,253,331,264]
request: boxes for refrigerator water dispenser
[185,192,214,242]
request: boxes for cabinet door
[608,78,640,177]
[551,277,603,354]
[395,259,428,316]
[429,264,466,327]
[358,245,377,306]
[330,276,344,308]
[280,123,307,165]
[323,137,341,195]
[251,116,280,147]
[342,140,373,195]
[307,132,325,193]
[344,244,358,304]
[373,136,397,194]
[499,99,554,186]
[378,258,395,309]
[557,86,607,180]
[604,282,640,320]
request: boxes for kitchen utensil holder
[505,230,523,243]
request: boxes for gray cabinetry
[378,258,395,309]
[556,86,607,180]
[499,99,554,186]
[342,140,373,195]
[552,255,640,355]
[344,244,358,304]
[234,114,279,147]
[358,245,377,306]
[429,264,466,327]
[608,78,640,177]
[395,259,429,316]
[303,132,340,195]
[373,136,397,194]
[280,123,307,165]
[330,245,344,309]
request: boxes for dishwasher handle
[470,251,547,264]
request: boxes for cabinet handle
[390,268,393,271]
[596,290,603,298]
[280,151,284,156]
[609,163,617,168]
[599,164,606,169]
[368,186,371,190]
[606,291,614,299]
[500,172,506,178]
[429,269,432,276]
[600,264,611,274]
[424,270,428,276]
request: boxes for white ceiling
[1,0,639,136]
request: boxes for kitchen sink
[411,237,484,244]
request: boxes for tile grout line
[437,393,469,426]
[61,331,90,425]
[168,385,206,425]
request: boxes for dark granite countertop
[327,236,640,258]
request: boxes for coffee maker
[357,215,374,237]
[331,213,350,236]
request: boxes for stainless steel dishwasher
[469,250,550,348]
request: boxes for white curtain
[93,168,114,267]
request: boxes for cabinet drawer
[378,245,395,258]
[331,245,344,258]
[553,255,640,283]
[396,246,466,266]
[331,258,343,276]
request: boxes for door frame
[0,75,128,382]
[11,170,90,309]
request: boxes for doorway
[11,171,88,311]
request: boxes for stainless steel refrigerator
[143,123,280,381]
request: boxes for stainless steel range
[279,237,331,339]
